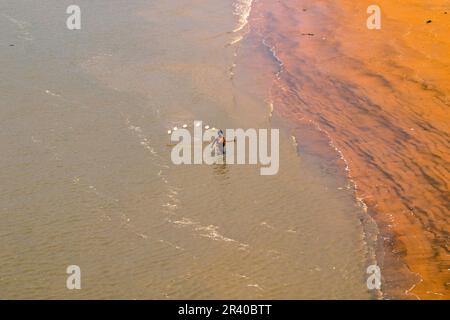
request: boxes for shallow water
[0,0,375,299]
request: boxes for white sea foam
[159,239,184,251]
[229,0,254,46]
[169,217,249,249]
[229,35,243,45]
[232,0,253,33]
[45,89,62,98]
[125,119,158,156]
[195,224,236,242]
[260,221,275,229]
[247,283,264,291]
[268,101,274,119]
[2,14,33,40]
[172,217,195,226]
[262,38,284,79]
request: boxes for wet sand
[250,0,449,299]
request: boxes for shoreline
[236,4,382,299]
[249,0,450,299]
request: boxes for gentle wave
[232,0,253,33]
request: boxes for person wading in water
[211,129,235,156]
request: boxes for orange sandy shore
[250,0,449,299]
